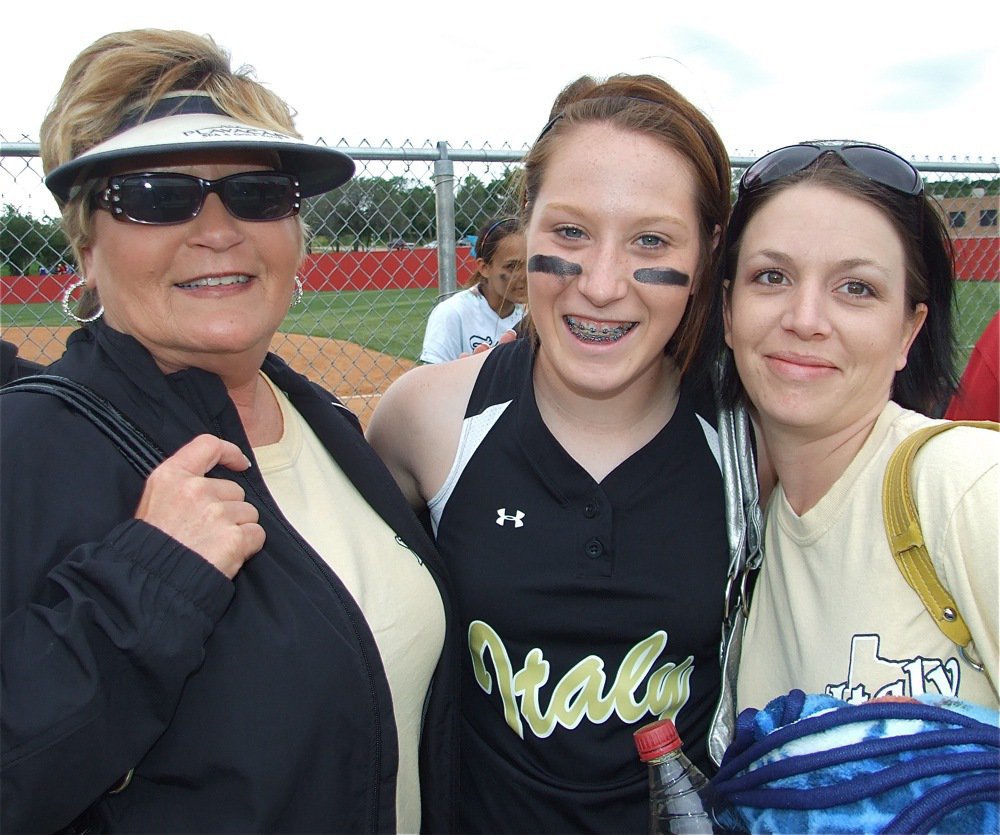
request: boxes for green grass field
[2,282,996,367]
[0,288,440,363]
[280,289,438,361]
[953,281,999,364]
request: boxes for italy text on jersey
[469,621,694,738]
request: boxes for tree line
[1,169,522,274]
[4,173,995,274]
[302,170,521,251]
[1,205,71,276]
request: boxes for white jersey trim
[697,413,721,471]
[428,400,512,534]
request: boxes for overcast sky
[4,0,998,197]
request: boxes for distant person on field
[945,311,999,421]
[419,216,526,363]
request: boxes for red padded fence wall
[2,241,995,304]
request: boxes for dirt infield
[3,326,415,429]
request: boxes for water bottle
[633,718,720,834]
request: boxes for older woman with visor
[0,29,457,833]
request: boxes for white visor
[46,92,355,202]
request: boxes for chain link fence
[3,137,998,426]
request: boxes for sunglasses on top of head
[93,171,301,225]
[739,142,924,198]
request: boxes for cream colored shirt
[255,375,445,833]
[738,401,999,714]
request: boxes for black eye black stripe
[528,254,582,277]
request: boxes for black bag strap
[1,375,165,477]
[2,375,160,805]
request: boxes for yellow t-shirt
[738,401,998,714]
[254,375,445,832]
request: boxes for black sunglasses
[93,171,301,225]
[739,142,924,197]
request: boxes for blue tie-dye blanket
[712,690,999,834]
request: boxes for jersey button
[584,499,600,518]
[585,538,604,559]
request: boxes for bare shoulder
[367,352,489,505]
[373,352,487,428]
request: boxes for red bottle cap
[633,718,682,762]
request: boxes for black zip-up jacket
[0,323,459,833]
[1,339,45,384]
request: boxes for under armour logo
[496,508,525,528]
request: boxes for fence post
[433,141,457,299]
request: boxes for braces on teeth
[566,317,634,342]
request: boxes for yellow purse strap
[882,419,999,649]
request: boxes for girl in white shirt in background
[420,216,526,363]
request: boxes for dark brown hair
[466,216,520,287]
[712,152,958,414]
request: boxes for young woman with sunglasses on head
[369,74,733,833]
[709,142,999,724]
[0,30,458,833]
[420,216,527,363]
